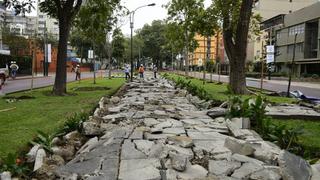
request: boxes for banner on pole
[88,50,94,59]
[47,44,51,63]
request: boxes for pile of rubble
[2,73,319,180]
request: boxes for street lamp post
[128,3,156,82]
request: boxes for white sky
[120,0,212,36]
[26,0,211,36]
[120,0,170,36]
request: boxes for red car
[0,65,9,86]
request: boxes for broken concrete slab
[224,137,256,156]
[121,140,147,160]
[118,159,161,180]
[208,160,241,176]
[278,150,312,180]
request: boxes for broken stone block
[118,159,161,180]
[169,152,188,172]
[134,140,155,155]
[26,144,41,163]
[34,149,46,171]
[121,140,147,160]
[250,167,281,180]
[231,162,264,179]
[208,160,241,176]
[207,107,227,118]
[278,150,312,180]
[224,137,256,156]
[176,164,208,179]
[231,154,264,166]
[82,121,102,136]
[168,136,193,148]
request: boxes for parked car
[0,64,9,84]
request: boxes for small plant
[266,123,304,151]
[0,153,30,178]
[58,112,88,135]
[30,131,56,154]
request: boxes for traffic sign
[266,45,274,53]
[266,54,274,64]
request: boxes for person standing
[138,64,145,79]
[9,61,19,79]
[153,65,158,79]
[124,65,130,80]
[75,64,81,80]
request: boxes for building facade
[37,10,59,40]
[274,2,320,76]
[247,0,318,63]
[4,10,37,38]
[189,33,224,67]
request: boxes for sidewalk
[178,71,320,90]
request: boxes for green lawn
[272,119,320,158]
[0,78,124,159]
[165,73,296,104]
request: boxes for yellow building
[189,33,223,66]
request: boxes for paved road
[2,71,107,94]
[178,71,320,98]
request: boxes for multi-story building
[0,1,5,50]
[0,1,5,23]
[4,10,37,37]
[37,10,59,40]
[189,33,224,67]
[272,2,320,76]
[247,0,318,63]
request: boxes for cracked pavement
[55,73,314,180]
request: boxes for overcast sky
[120,0,170,36]
[26,0,211,37]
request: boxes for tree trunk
[222,0,253,95]
[53,18,71,95]
[229,56,247,94]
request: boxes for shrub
[266,123,304,151]
[30,131,56,154]
[0,153,30,178]
[58,112,88,135]
[226,95,304,151]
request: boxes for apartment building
[4,10,37,37]
[0,1,5,50]
[273,2,320,76]
[247,0,318,62]
[37,10,59,40]
[190,33,224,67]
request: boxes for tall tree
[111,28,125,67]
[4,0,83,95]
[214,0,254,94]
[75,0,120,83]
[166,0,204,76]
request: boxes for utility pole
[287,33,298,97]
[260,41,265,91]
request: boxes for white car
[0,64,9,83]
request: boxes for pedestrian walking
[9,61,19,80]
[153,65,158,79]
[75,64,81,80]
[0,71,5,96]
[124,65,130,80]
[138,64,145,79]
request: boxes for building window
[276,31,281,40]
[287,43,303,54]
[287,45,294,54]
[288,24,305,36]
